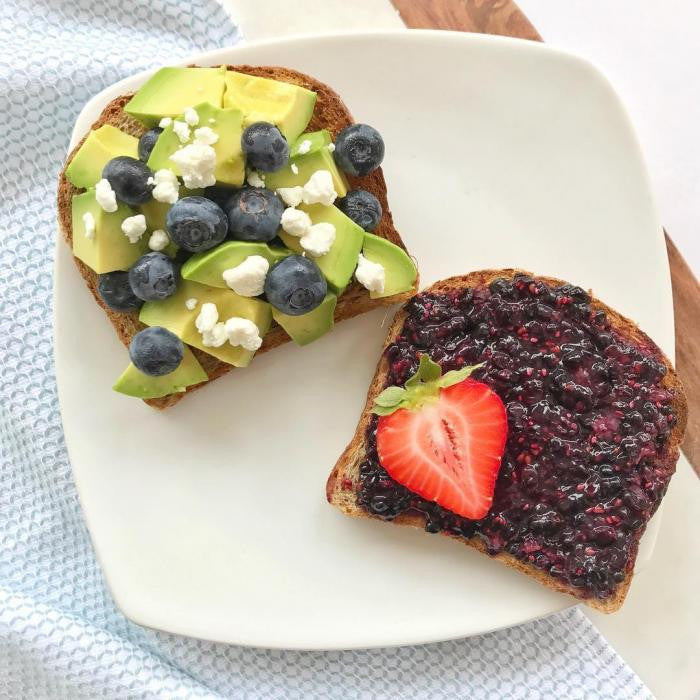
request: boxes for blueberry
[97,271,143,312]
[241,122,289,172]
[226,187,284,242]
[166,196,228,252]
[102,156,153,205]
[137,128,163,162]
[203,184,237,210]
[128,252,178,301]
[333,124,384,176]
[336,189,382,231]
[129,326,184,377]
[264,255,327,316]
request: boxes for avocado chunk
[147,102,244,187]
[125,66,227,126]
[361,232,418,299]
[265,132,348,197]
[65,125,139,188]
[278,204,364,292]
[223,71,316,144]
[289,129,331,158]
[272,293,337,346]
[139,279,271,367]
[181,241,289,288]
[113,345,207,399]
[71,190,148,273]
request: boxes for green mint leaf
[439,363,485,388]
[373,386,407,408]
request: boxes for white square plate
[55,31,671,648]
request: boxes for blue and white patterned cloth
[0,1,652,697]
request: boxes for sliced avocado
[278,204,364,292]
[139,279,271,367]
[223,71,316,144]
[362,232,418,299]
[147,102,244,187]
[113,345,207,399]
[65,125,139,188]
[289,129,331,158]
[265,135,348,197]
[125,66,227,126]
[272,293,337,346]
[181,241,289,288]
[71,190,148,273]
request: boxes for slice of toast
[326,269,687,612]
[57,65,417,409]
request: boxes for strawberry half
[374,357,507,520]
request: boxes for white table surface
[223,2,700,697]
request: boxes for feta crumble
[221,255,269,297]
[246,170,265,188]
[185,297,198,311]
[327,143,335,152]
[95,178,117,213]
[296,139,312,155]
[224,317,262,352]
[148,229,170,251]
[193,126,219,146]
[195,303,227,347]
[169,143,217,188]
[82,212,96,240]
[120,214,147,243]
[148,168,180,204]
[172,120,191,144]
[301,170,337,206]
[159,117,173,129]
[291,163,299,175]
[277,186,304,207]
[355,253,385,294]
[280,207,312,237]
[183,107,199,126]
[300,222,335,257]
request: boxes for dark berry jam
[357,275,679,600]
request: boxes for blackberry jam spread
[357,275,680,600]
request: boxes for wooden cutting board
[392,0,699,474]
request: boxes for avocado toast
[57,65,418,409]
[327,270,687,612]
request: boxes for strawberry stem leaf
[371,355,484,416]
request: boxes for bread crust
[57,65,418,409]
[326,269,687,613]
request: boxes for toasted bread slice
[57,66,417,409]
[326,269,687,612]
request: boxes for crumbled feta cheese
[224,317,262,352]
[148,229,170,251]
[149,168,180,204]
[208,117,216,124]
[327,143,335,152]
[194,126,219,145]
[183,107,199,126]
[169,143,217,188]
[172,120,191,143]
[280,207,312,237]
[95,178,117,213]
[221,255,269,297]
[297,139,312,155]
[159,117,173,129]
[300,222,335,257]
[301,169,337,206]
[355,253,385,293]
[185,297,198,311]
[246,170,265,188]
[291,163,299,175]
[277,186,304,207]
[195,303,227,347]
[121,214,147,243]
[82,212,96,239]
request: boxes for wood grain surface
[392,0,699,474]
